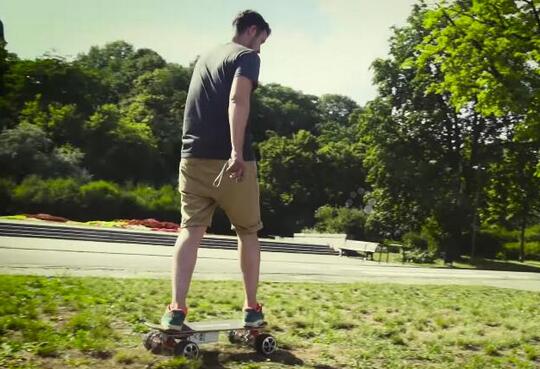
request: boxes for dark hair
[0,19,5,44]
[233,10,271,36]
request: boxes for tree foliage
[1,11,539,260]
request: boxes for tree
[317,94,360,127]
[76,41,166,100]
[1,56,109,131]
[359,3,508,259]
[18,95,86,146]
[83,104,159,183]
[417,0,540,174]
[258,130,321,234]
[0,122,87,181]
[258,127,367,235]
[483,143,540,261]
[251,84,320,142]
[125,64,191,183]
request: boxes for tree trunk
[470,188,480,260]
[519,218,526,262]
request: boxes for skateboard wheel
[143,331,163,354]
[254,333,277,356]
[174,340,200,359]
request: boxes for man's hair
[233,10,271,36]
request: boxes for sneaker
[243,303,265,327]
[160,305,187,331]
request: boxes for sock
[169,304,188,314]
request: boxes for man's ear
[247,25,258,37]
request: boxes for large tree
[76,41,166,101]
[1,55,108,131]
[123,63,191,183]
[360,3,507,258]
[251,84,320,143]
[417,0,540,174]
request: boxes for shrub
[502,241,540,261]
[419,216,447,252]
[11,176,82,219]
[313,205,366,239]
[525,224,540,242]
[79,180,139,220]
[482,224,540,260]
[0,177,16,214]
[129,183,180,219]
[402,231,428,250]
[402,248,437,264]
[6,176,181,223]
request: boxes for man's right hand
[227,154,246,182]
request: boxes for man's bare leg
[238,232,260,308]
[171,226,206,309]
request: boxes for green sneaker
[244,303,265,327]
[160,305,187,331]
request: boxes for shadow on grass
[461,257,540,273]
[200,348,304,368]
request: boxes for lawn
[374,252,540,273]
[1,275,539,369]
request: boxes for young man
[160,10,271,330]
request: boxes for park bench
[338,240,380,260]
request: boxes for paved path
[1,236,540,292]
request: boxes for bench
[338,240,380,260]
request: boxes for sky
[1,0,418,105]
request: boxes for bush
[482,225,518,244]
[482,224,540,260]
[313,205,366,239]
[402,249,437,264]
[79,180,140,220]
[502,241,540,261]
[525,224,540,242]
[7,176,180,223]
[402,231,428,250]
[0,177,16,214]
[12,176,82,219]
[129,183,180,219]
[419,216,447,252]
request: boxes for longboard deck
[145,320,267,334]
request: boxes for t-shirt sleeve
[234,51,261,89]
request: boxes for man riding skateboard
[160,10,271,330]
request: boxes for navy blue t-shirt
[181,42,260,160]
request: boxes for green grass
[374,252,540,273]
[1,275,540,368]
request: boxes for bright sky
[1,0,418,105]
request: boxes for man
[160,10,271,330]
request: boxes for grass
[372,251,540,273]
[1,275,540,368]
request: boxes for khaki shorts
[178,158,263,235]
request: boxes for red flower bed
[125,218,180,231]
[25,213,69,223]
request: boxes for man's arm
[227,75,254,180]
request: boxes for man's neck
[232,36,249,49]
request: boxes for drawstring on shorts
[213,161,230,188]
